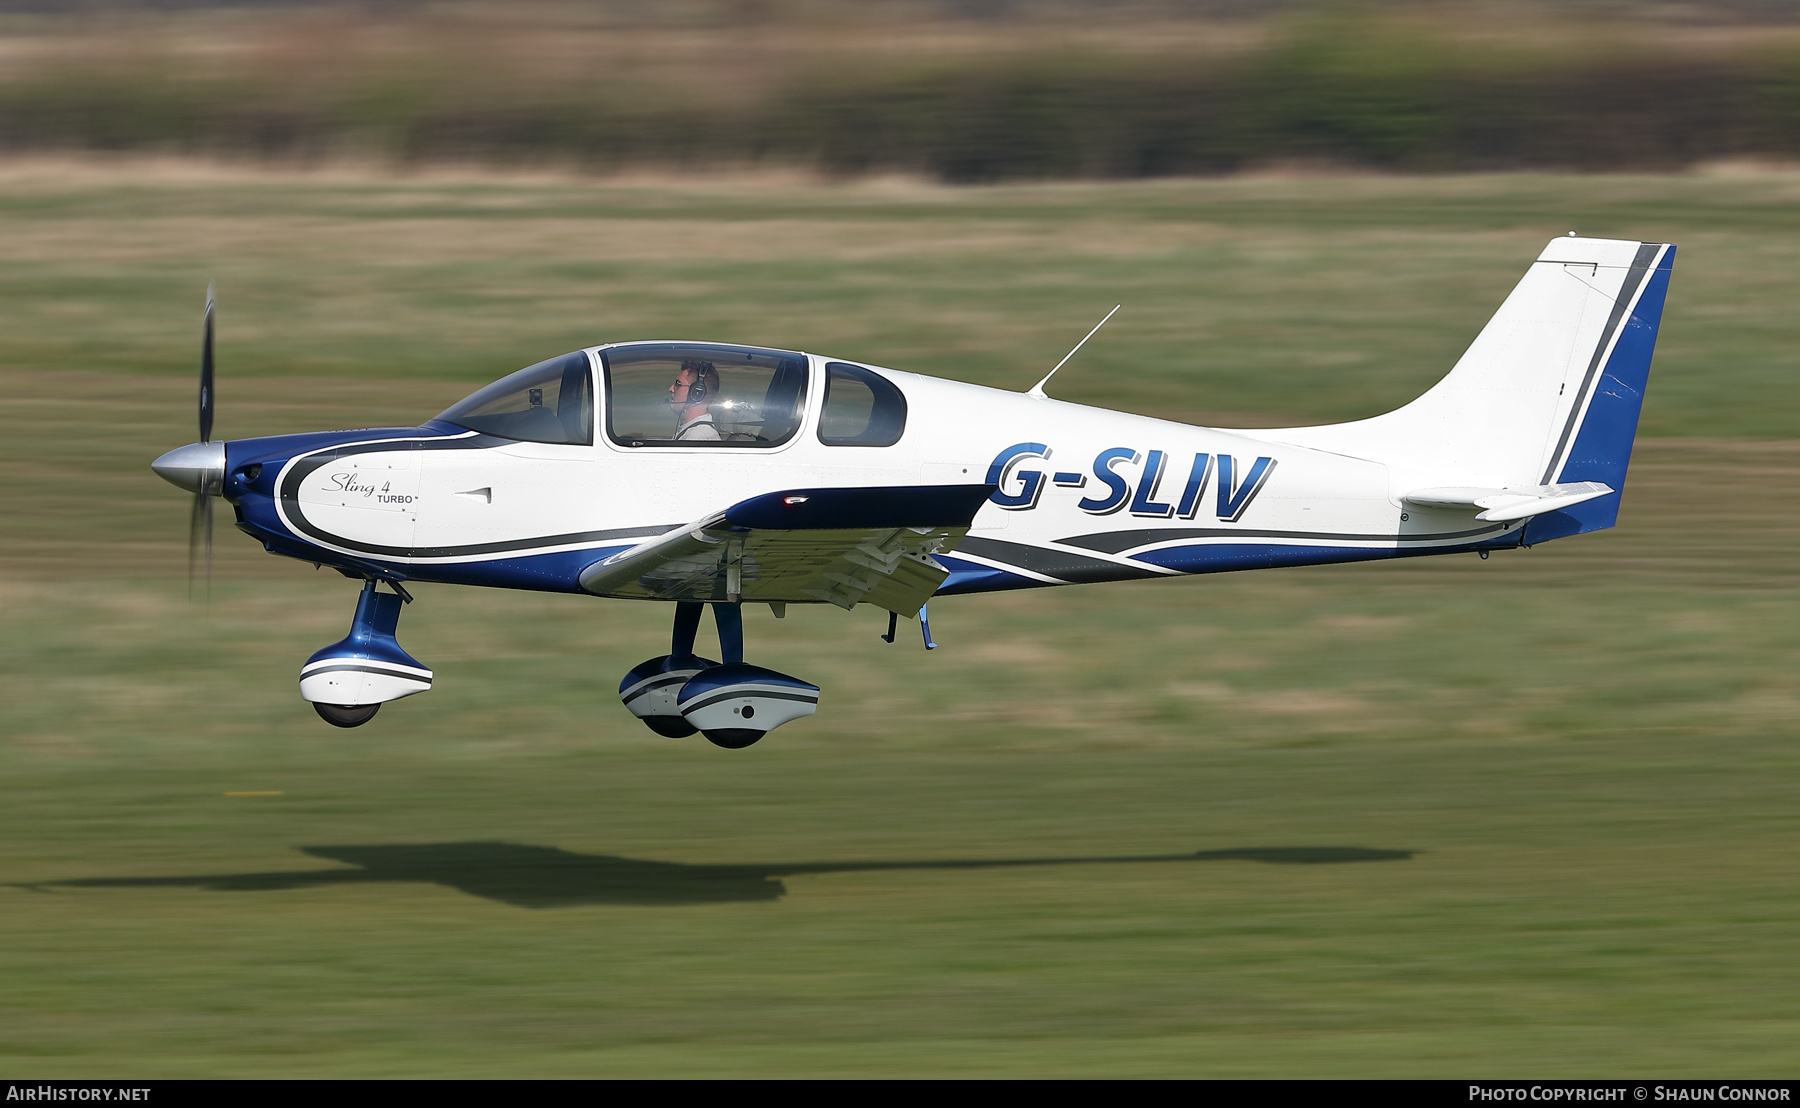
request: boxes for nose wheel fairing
[299,581,432,710]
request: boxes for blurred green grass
[8,3,1800,178]
[1,168,1798,1076]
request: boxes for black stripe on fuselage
[276,434,680,559]
[954,536,1163,582]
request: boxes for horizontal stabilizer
[1404,481,1612,522]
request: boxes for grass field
[2,164,1798,1077]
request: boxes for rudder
[1521,242,1675,542]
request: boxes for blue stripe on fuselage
[933,554,1044,595]
[1130,534,1522,576]
[224,425,459,472]
[934,531,1525,594]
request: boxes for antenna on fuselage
[1028,304,1120,399]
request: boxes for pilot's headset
[680,359,718,406]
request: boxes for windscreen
[436,352,594,445]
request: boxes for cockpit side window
[819,363,907,447]
[435,352,594,445]
[602,343,809,448]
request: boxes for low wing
[1403,481,1613,522]
[577,484,994,613]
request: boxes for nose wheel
[314,702,380,728]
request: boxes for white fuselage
[267,347,1515,595]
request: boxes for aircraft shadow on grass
[18,843,1414,909]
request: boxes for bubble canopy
[436,352,594,445]
[602,342,809,448]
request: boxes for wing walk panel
[577,484,992,612]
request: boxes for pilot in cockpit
[668,359,722,442]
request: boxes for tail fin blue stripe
[1523,243,1675,544]
[1540,242,1665,485]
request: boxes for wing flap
[577,484,993,611]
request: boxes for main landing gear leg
[671,600,704,658]
[621,601,819,749]
[619,601,719,738]
[676,600,818,750]
[713,601,744,664]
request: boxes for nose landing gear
[619,601,818,748]
[300,580,431,728]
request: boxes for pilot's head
[669,359,718,418]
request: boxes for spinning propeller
[150,283,227,600]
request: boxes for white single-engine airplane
[152,236,1673,747]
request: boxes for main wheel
[314,702,380,728]
[642,715,698,738]
[703,728,763,749]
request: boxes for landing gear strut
[619,601,818,749]
[299,579,432,726]
[618,601,719,738]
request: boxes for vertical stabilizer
[1521,241,1674,541]
[1252,237,1675,540]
